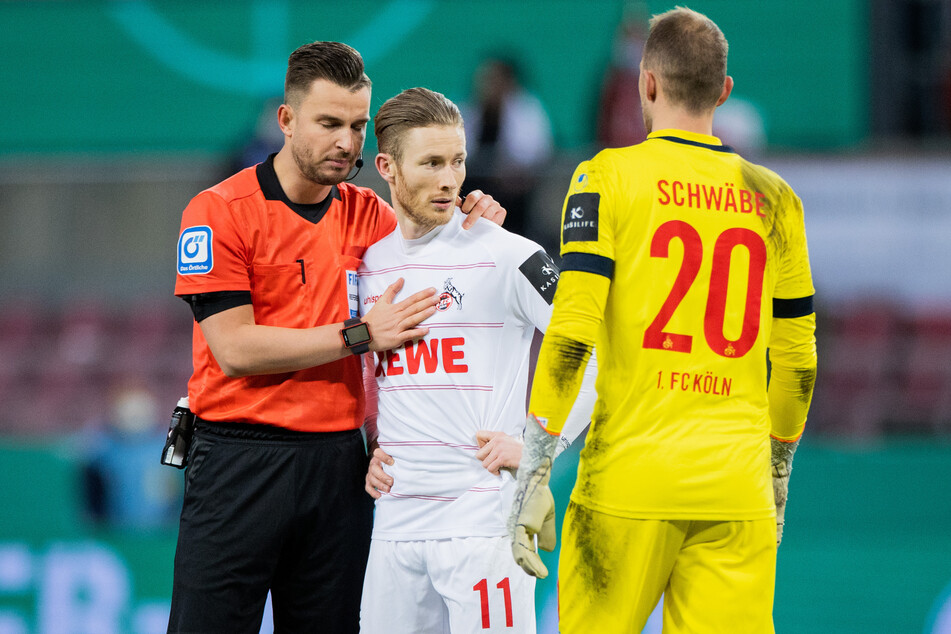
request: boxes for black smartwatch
[340,318,372,355]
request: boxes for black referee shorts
[167,420,373,634]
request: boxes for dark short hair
[374,87,464,163]
[284,41,372,105]
[643,7,728,114]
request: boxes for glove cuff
[771,436,799,466]
[519,413,559,477]
[508,414,558,539]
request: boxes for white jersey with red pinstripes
[358,210,559,541]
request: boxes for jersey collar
[647,129,735,153]
[256,153,341,224]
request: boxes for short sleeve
[174,190,251,296]
[511,246,559,332]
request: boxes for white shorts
[359,536,536,634]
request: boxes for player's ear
[715,76,734,108]
[376,153,397,184]
[641,67,658,103]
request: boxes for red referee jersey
[174,157,396,432]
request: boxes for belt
[195,418,361,442]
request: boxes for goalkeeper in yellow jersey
[507,7,816,633]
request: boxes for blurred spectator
[80,384,182,531]
[229,96,285,173]
[596,6,649,148]
[713,96,768,159]
[942,56,951,134]
[597,5,767,158]
[462,56,553,239]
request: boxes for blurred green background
[1,1,950,632]
[0,0,867,155]
[2,437,950,632]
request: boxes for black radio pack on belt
[161,396,196,469]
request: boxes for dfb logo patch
[562,193,599,243]
[518,250,560,305]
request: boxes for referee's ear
[277,103,296,139]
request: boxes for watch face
[344,322,371,346]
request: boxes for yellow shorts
[558,502,776,634]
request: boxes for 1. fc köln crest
[436,277,464,311]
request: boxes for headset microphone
[345,155,364,181]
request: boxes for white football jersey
[358,210,563,541]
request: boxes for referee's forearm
[202,314,350,377]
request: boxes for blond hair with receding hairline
[374,87,464,164]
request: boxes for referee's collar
[647,129,735,153]
[256,153,341,224]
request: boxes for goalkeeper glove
[508,413,559,578]
[771,437,800,546]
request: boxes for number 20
[643,220,766,358]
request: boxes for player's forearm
[768,314,817,441]
[530,334,593,435]
[555,348,597,456]
[768,366,815,441]
[529,270,607,434]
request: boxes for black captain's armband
[560,252,615,280]
[182,290,253,322]
[773,295,814,319]
[518,250,560,305]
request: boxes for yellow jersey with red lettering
[174,158,396,432]
[534,129,815,520]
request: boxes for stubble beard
[393,169,454,235]
[292,142,351,187]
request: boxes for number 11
[473,577,514,629]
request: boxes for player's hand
[475,430,522,476]
[363,278,437,351]
[508,458,556,578]
[365,444,395,499]
[771,437,799,546]
[459,190,506,229]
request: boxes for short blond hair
[643,7,728,113]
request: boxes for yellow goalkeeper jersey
[534,129,815,520]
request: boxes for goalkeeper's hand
[771,437,800,546]
[508,413,559,578]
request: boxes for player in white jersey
[357,88,595,634]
